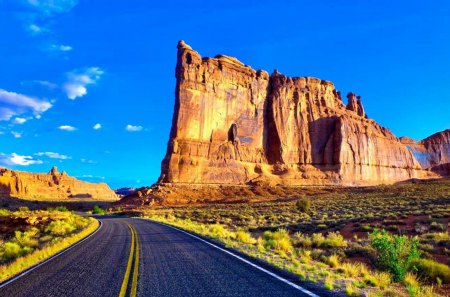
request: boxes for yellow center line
[119,224,135,297]
[130,224,140,297]
[119,223,140,297]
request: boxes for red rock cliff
[160,41,444,186]
[0,166,117,200]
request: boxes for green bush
[295,197,310,212]
[48,206,69,212]
[92,205,106,215]
[412,258,450,284]
[370,229,420,282]
[0,209,10,216]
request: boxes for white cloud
[13,117,27,124]
[93,123,102,130]
[49,44,73,52]
[81,158,96,164]
[0,153,43,166]
[63,67,104,100]
[11,131,23,138]
[35,80,58,89]
[27,0,79,16]
[125,124,143,132]
[20,1,78,37]
[35,152,71,160]
[28,23,43,34]
[0,89,52,121]
[59,45,72,51]
[79,174,104,179]
[58,125,76,131]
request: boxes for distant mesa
[115,187,137,198]
[157,41,449,186]
[0,166,117,200]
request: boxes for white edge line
[0,219,102,289]
[146,219,320,297]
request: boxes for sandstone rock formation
[0,166,117,200]
[159,41,447,186]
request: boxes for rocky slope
[159,41,445,187]
[0,166,117,200]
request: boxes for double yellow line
[119,224,140,297]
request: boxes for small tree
[370,229,420,282]
[296,196,310,212]
[92,205,106,215]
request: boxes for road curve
[1,217,317,297]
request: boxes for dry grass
[0,208,99,282]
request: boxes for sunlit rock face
[0,166,117,200]
[160,41,445,186]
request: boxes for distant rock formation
[159,41,447,186]
[400,130,450,176]
[0,166,117,200]
[115,187,136,198]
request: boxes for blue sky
[0,0,449,189]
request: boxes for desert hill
[0,166,117,200]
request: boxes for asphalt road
[1,217,317,297]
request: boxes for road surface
[1,217,320,297]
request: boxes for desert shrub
[208,224,231,239]
[324,232,348,248]
[324,275,334,290]
[235,230,256,244]
[412,258,450,284]
[403,273,421,296]
[344,282,359,296]
[370,229,420,281]
[422,232,449,242]
[295,197,310,212]
[0,242,25,261]
[364,271,391,289]
[263,229,293,254]
[338,262,363,277]
[92,205,106,215]
[311,232,348,248]
[72,216,90,229]
[13,228,39,248]
[325,254,340,268]
[293,232,312,248]
[45,220,76,236]
[312,233,325,246]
